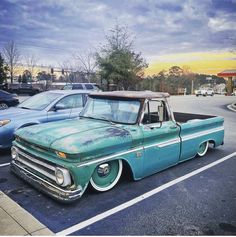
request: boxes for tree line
[0,24,225,94]
[137,66,225,94]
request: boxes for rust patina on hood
[15,118,133,158]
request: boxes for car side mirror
[54,103,66,111]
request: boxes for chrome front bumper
[11,161,83,202]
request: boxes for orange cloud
[145,51,236,75]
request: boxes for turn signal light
[55,151,67,159]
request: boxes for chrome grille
[16,148,57,183]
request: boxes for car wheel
[90,160,123,192]
[0,102,8,110]
[197,141,209,157]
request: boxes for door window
[56,94,83,109]
[142,100,169,124]
[73,84,83,89]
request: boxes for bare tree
[58,60,75,82]
[74,49,97,83]
[25,54,38,81]
[105,24,134,52]
[3,40,21,83]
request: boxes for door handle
[170,125,177,129]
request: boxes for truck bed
[173,112,216,124]
[173,112,224,162]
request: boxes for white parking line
[56,151,236,236]
[0,163,10,167]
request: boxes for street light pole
[191,79,194,94]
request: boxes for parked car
[7,83,43,96]
[10,91,224,202]
[0,90,19,110]
[0,90,90,149]
[195,88,214,96]
[0,83,8,91]
[62,83,101,91]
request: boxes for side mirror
[158,105,164,122]
[54,103,66,111]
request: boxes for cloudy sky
[0,0,235,75]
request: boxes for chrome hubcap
[97,163,110,177]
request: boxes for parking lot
[0,95,236,235]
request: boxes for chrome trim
[144,138,180,149]
[12,162,79,194]
[17,149,56,171]
[77,147,143,167]
[77,138,180,168]
[11,161,82,202]
[77,126,224,168]
[55,167,71,187]
[166,98,176,122]
[181,126,224,142]
[16,155,56,181]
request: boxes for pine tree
[0,53,8,84]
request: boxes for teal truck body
[10,91,224,202]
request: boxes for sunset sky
[0,0,235,75]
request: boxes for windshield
[18,92,61,110]
[81,98,140,124]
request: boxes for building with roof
[217,69,236,95]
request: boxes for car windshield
[18,92,61,110]
[81,97,140,124]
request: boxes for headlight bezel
[55,167,71,187]
[11,146,19,160]
[55,168,64,185]
[0,119,11,127]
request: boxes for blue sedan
[0,90,90,149]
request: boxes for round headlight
[55,168,64,185]
[11,146,19,160]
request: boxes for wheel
[197,141,209,157]
[0,102,8,110]
[90,160,123,192]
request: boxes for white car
[195,88,214,96]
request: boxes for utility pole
[191,79,194,94]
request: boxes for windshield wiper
[99,116,116,124]
[80,115,114,123]
[80,115,96,120]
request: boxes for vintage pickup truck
[10,91,224,202]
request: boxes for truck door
[141,100,181,176]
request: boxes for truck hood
[16,118,133,157]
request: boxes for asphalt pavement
[0,94,236,235]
